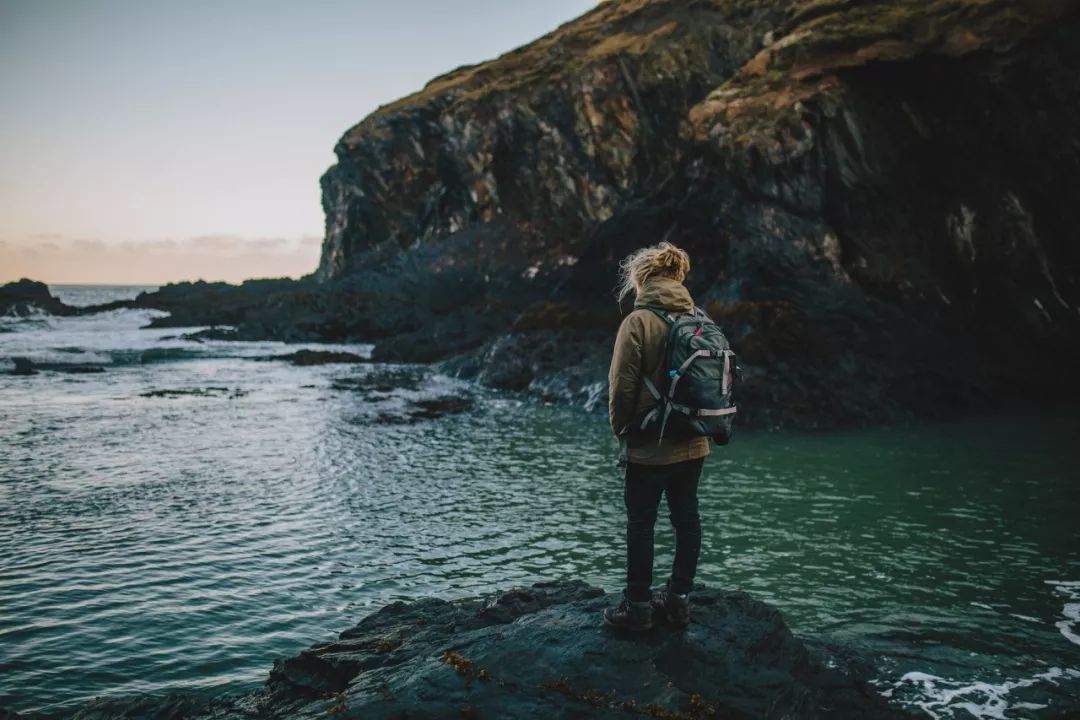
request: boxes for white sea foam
[0,307,372,367]
[582,381,607,412]
[882,667,1080,719]
[0,305,54,327]
[1008,613,1041,624]
[1045,580,1080,648]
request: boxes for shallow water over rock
[1,304,1077,718]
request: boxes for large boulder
[1,580,912,719]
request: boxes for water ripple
[1,312,1079,716]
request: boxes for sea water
[1,286,1077,718]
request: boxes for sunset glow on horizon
[1,234,324,285]
[0,0,595,284]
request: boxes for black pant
[623,457,704,602]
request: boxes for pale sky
[0,0,595,284]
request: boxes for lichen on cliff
[689,0,1080,152]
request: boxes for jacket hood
[633,275,695,314]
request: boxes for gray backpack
[636,306,738,445]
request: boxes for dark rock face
[315,1,784,281]
[10,358,37,376]
[129,279,332,342]
[311,0,1080,429]
[261,350,371,366]
[0,279,74,317]
[1,581,912,719]
[7,357,107,375]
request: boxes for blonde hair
[616,241,690,301]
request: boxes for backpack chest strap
[669,402,738,418]
[668,348,724,396]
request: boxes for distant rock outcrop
[0,279,74,317]
[0,580,913,719]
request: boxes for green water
[1,309,1078,717]
[691,413,1080,717]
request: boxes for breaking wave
[880,667,1080,719]
[1046,580,1080,648]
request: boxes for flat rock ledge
[3,580,912,720]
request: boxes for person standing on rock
[604,241,709,631]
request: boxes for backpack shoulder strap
[636,305,678,325]
[634,306,676,403]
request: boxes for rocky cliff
[0,581,913,719]
[312,0,1080,429]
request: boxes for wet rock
[475,333,536,392]
[471,329,612,409]
[180,327,240,342]
[330,365,475,424]
[7,358,106,375]
[10,358,36,376]
[370,396,476,425]
[3,580,913,719]
[128,279,313,335]
[371,411,420,426]
[0,279,75,317]
[408,396,475,419]
[139,387,248,399]
[262,350,370,366]
[330,366,429,394]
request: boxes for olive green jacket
[608,276,710,465]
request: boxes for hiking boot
[603,593,653,632]
[651,587,691,627]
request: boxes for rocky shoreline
[0,580,913,720]
[5,2,1080,717]
[7,1,1080,430]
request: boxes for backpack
[633,306,738,445]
